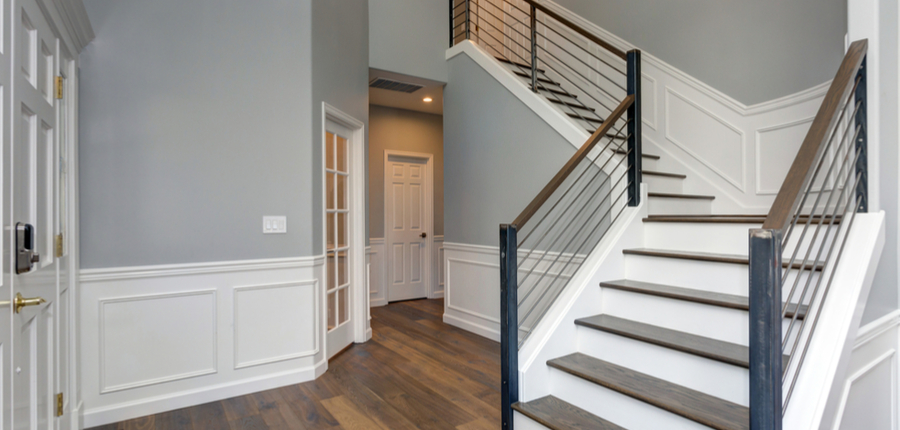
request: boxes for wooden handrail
[521,0,627,60]
[762,40,867,231]
[513,94,634,227]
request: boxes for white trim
[79,256,324,282]
[383,149,436,302]
[84,359,327,428]
[855,310,900,349]
[446,40,590,151]
[664,87,746,192]
[443,313,500,341]
[321,102,368,349]
[232,280,320,369]
[754,116,817,195]
[46,0,93,53]
[530,0,831,115]
[831,349,897,429]
[98,290,219,394]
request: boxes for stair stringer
[516,185,648,405]
[782,212,885,430]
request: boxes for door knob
[420,232,427,238]
[13,293,46,314]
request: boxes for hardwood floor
[89,299,501,430]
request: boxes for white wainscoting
[79,256,327,427]
[834,310,900,430]
[452,0,830,214]
[441,242,586,342]
[369,236,444,308]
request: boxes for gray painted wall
[369,105,444,239]
[369,0,449,82]
[312,0,370,251]
[861,0,899,325]
[79,0,315,268]
[550,0,847,105]
[444,54,573,246]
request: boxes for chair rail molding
[79,255,327,427]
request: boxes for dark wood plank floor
[89,299,501,430]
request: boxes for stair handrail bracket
[749,39,870,430]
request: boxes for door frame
[383,149,435,302]
[321,102,368,348]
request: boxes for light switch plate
[263,216,287,234]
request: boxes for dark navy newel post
[749,229,784,430]
[855,57,868,213]
[626,49,642,206]
[500,224,519,430]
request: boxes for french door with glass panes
[325,123,354,359]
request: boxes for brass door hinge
[56,393,63,417]
[54,76,63,99]
[55,234,63,258]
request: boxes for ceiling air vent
[369,78,423,93]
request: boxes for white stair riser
[642,157,659,171]
[643,222,839,256]
[600,288,795,345]
[624,254,820,297]
[647,197,712,215]
[577,327,749,406]
[644,174,684,194]
[515,412,552,430]
[550,369,711,430]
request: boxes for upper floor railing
[748,39,868,429]
[449,2,643,429]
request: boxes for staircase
[451,1,881,429]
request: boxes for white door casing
[384,150,434,303]
[10,0,62,428]
[322,103,367,359]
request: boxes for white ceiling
[369,68,445,115]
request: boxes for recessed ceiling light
[423,97,433,103]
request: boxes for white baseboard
[443,313,500,342]
[83,359,326,428]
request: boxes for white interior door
[11,0,60,428]
[385,153,431,302]
[325,123,354,359]
[0,0,12,427]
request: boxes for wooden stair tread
[599,279,809,318]
[496,57,546,73]
[621,248,825,271]
[647,192,715,200]
[567,112,605,124]
[643,170,686,179]
[577,314,793,368]
[548,353,749,430]
[549,98,595,112]
[538,86,578,98]
[643,215,842,224]
[514,71,560,86]
[512,395,626,430]
[614,149,660,160]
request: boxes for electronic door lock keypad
[15,223,40,274]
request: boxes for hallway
[90,299,501,429]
